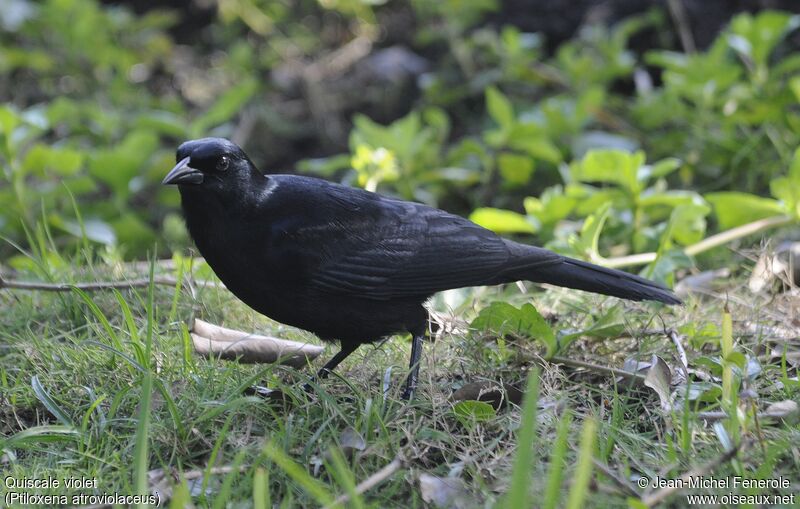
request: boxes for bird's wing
[299,190,559,300]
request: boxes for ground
[0,251,798,508]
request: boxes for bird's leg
[401,332,425,400]
[302,342,359,393]
[317,342,359,379]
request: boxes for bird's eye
[217,156,230,172]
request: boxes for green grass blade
[543,411,572,509]
[262,441,334,506]
[2,425,79,450]
[253,467,271,509]
[325,447,364,509]
[503,369,540,508]
[565,417,597,509]
[133,372,153,508]
[212,449,248,509]
[31,375,74,426]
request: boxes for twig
[602,215,792,270]
[550,356,645,382]
[640,441,744,507]
[666,328,689,378]
[0,274,224,292]
[325,455,406,509]
[666,0,696,53]
[592,459,640,497]
[695,410,796,422]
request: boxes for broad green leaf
[89,130,159,198]
[730,11,800,67]
[486,86,515,131]
[352,114,393,150]
[646,249,692,288]
[452,400,496,427]
[575,149,645,195]
[470,208,537,234]
[389,111,422,162]
[22,144,84,176]
[523,187,576,226]
[669,202,710,245]
[471,302,557,357]
[297,154,352,176]
[770,147,800,218]
[571,201,612,259]
[706,192,785,229]
[498,153,535,185]
[639,190,705,210]
[639,157,681,181]
[0,105,21,136]
[134,111,187,137]
[510,133,562,164]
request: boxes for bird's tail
[529,256,681,305]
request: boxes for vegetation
[1,1,798,507]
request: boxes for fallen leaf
[339,427,366,457]
[675,268,730,296]
[749,242,800,293]
[644,355,672,411]
[419,473,470,509]
[765,400,799,425]
[191,319,323,367]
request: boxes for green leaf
[571,201,612,259]
[724,351,747,369]
[498,153,535,185]
[469,207,537,234]
[729,11,800,67]
[89,130,159,198]
[22,144,85,176]
[452,400,497,427]
[486,86,515,131]
[471,302,557,357]
[669,202,710,246]
[641,157,681,180]
[769,147,800,218]
[639,190,705,210]
[523,187,576,227]
[575,149,645,195]
[646,248,692,288]
[706,192,785,229]
[510,134,562,164]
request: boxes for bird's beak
[162,157,204,185]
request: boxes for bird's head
[162,138,260,197]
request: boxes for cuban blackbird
[163,138,680,399]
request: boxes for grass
[1,244,799,508]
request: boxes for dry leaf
[191,319,323,367]
[419,473,470,509]
[749,242,800,293]
[339,427,366,457]
[644,355,673,411]
[765,400,799,425]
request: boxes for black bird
[163,138,680,399]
